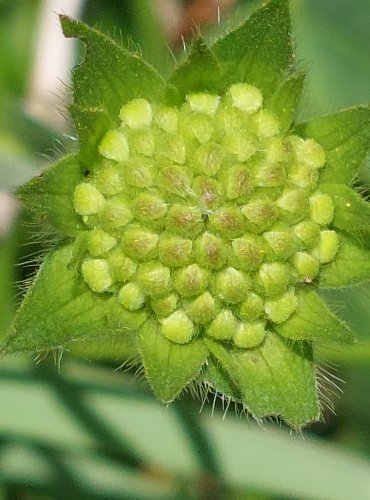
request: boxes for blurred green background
[1,1,370,498]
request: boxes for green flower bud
[258,262,291,297]
[241,196,278,229]
[233,321,266,349]
[193,176,224,209]
[107,250,137,282]
[290,136,326,169]
[122,227,159,260]
[231,235,266,269]
[161,310,195,344]
[264,289,298,323]
[165,204,203,238]
[185,292,218,324]
[125,157,154,188]
[81,258,112,293]
[186,93,220,115]
[73,183,105,216]
[151,294,179,317]
[137,262,171,298]
[100,195,133,230]
[88,228,117,256]
[173,264,209,297]
[228,83,263,113]
[263,228,297,259]
[293,252,319,280]
[132,192,167,222]
[194,232,227,270]
[253,162,286,188]
[118,283,145,311]
[129,129,156,157]
[223,132,258,162]
[208,310,237,340]
[276,189,309,220]
[251,109,280,138]
[94,162,125,195]
[154,106,178,134]
[309,192,335,225]
[313,230,339,264]
[239,292,264,320]
[98,129,129,162]
[214,267,250,304]
[192,142,225,176]
[293,220,320,248]
[288,163,319,190]
[209,206,245,238]
[158,235,193,267]
[120,99,152,129]
[158,165,191,196]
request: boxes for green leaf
[276,288,354,344]
[319,183,370,239]
[60,15,166,164]
[211,0,293,97]
[319,233,370,287]
[297,106,370,184]
[166,38,222,104]
[16,154,83,237]
[203,357,243,403]
[138,320,209,403]
[266,73,305,133]
[6,244,146,353]
[204,333,319,428]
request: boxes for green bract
[6,0,370,428]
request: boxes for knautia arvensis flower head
[6,0,370,428]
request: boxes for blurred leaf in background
[0,0,370,499]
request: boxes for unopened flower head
[8,0,370,428]
[73,84,336,348]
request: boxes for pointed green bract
[319,233,370,287]
[17,155,83,236]
[298,106,370,184]
[266,73,304,133]
[276,288,354,344]
[166,38,222,104]
[138,320,209,402]
[319,183,370,239]
[211,0,293,96]
[60,15,166,163]
[204,357,243,402]
[205,333,319,427]
[7,245,146,353]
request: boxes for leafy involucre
[8,245,146,353]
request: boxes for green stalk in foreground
[6,0,370,428]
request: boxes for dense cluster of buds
[73,84,337,349]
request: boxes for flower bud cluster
[72,83,338,348]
